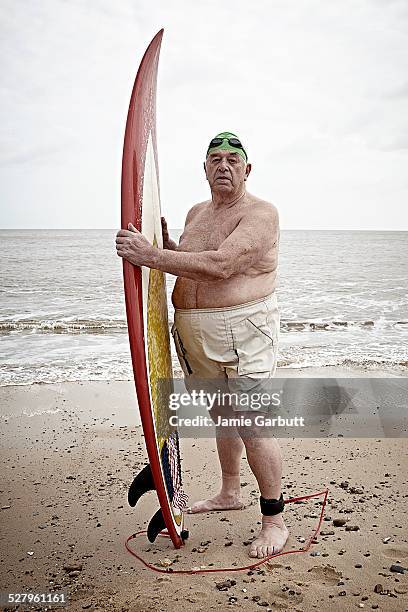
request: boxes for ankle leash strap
[260,493,285,515]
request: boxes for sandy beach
[1,373,407,612]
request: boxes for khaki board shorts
[171,292,280,412]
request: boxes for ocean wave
[1,354,406,388]
[1,317,407,335]
[281,319,408,332]
[0,318,127,333]
[278,356,408,370]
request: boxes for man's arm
[116,206,279,281]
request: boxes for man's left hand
[116,223,155,267]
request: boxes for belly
[172,272,277,309]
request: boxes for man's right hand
[161,217,177,250]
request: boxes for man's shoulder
[245,194,279,221]
[185,200,211,221]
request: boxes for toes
[258,546,267,559]
[248,543,276,559]
[190,504,200,512]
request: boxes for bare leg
[187,427,244,513]
[239,423,289,558]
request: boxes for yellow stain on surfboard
[147,237,182,523]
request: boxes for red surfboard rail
[121,29,184,549]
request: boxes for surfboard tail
[128,463,166,542]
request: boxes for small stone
[338,590,347,596]
[310,551,320,557]
[345,525,360,531]
[224,541,233,547]
[374,584,383,593]
[355,564,362,568]
[382,537,391,543]
[158,558,172,567]
[82,604,92,610]
[333,518,347,527]
[216,579,236,591]
[1,505,11,510]
[390,564,406,574]
[63,564,83,572]
[68,570,80,578]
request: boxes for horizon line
[1,227,407,232]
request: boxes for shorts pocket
[171,323,193,376]
[232,313,276,376]
[246,312,274,344]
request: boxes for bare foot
[186,492,243,514]
[248,515,289,558]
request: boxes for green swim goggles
[206,137,248,161]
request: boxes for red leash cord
[125,488,329,574]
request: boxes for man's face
[204,149,249,193]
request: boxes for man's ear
[244,163,252,181]
[203,161,208,181]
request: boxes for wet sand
[0,375,407,611]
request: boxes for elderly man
[116,132,288,559]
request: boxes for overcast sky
[1,0,407,230]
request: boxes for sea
[0,229,407,386]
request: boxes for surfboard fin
[147,508,166,543]
[128,463,155,508]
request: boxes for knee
[238,428,264,449]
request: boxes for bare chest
[178,211,243,252]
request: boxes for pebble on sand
[390,564,406,574]
[216,579,237,591]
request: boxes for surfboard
[121,29,188,549]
